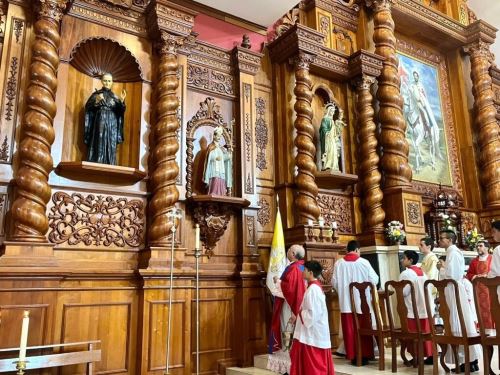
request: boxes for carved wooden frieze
[405,201,421,226]
[255,97,268,171]
[232,47,263,76]
[69,1,146,36]
[257,197,271,227]
[268,24,324,64]
[0,16,25,164]
[48,192,145,248]
[317,193,353,233]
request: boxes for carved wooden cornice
[267,23,325,64]
[302,0,359,32]
[465,19,497,44]
[490,65,500,86]
[188,40,232,73]
[347,49,383,79]
[146,0,197,44]
[391,0,467,48]
[313,46,349,78]
[231,47,263,76]
[69,0,146,36]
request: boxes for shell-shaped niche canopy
[69,37,143,83]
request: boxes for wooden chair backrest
[385,280,420,333]
[424,279,467,338]
[0,341,101,374]
[349,281,383,330]
[472,276,500,340]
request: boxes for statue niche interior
[84,73,126,165]
[319,102,346,173]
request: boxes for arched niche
[61,38,144,173]
[186,97,233,198]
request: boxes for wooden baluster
[148,32,183,245]
[354,75,386,231]
[10,0,68,241]
[369,0,412,189]
[291,52,320,224]
[464,38,500,207]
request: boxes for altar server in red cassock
[269,244,307,353]
[399,250,433,362]
[466,239,494,332]
[290,260,334,375]
[331,240,379,365]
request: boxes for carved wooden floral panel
[48,192,145,248]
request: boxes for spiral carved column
[369,0,412,189]
[292,52,320,224]
[465,41,500,207]
[148,32,183,245]
[354,75,385,231]
[10,0,67,242]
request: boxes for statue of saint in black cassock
[84,73,126,165]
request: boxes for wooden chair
[472,276,500,375]
[0,340,101,374]
[424,279,481,375]
[385,280,431,375]
[349,281,390,370]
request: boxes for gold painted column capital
[365,0,395,11]
[34,0,68,22]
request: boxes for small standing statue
[203,126,233,196]
[84,73,126,165]
[319,102,346,172]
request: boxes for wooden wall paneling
[55,281,138,375]
[0,4,31,169]
[176,54,188,199]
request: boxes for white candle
[19,310,29,361]
[331,221,338,230]
[195,224,200,250]
[318,217,324,227]
[307,219,313,226]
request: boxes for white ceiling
[461,0,500,63]
[194,0,300,27]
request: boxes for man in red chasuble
[290,260,334,375]
[332,240,379,365]
[466,240,494,332]
[269,244,307,353]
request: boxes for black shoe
[424,356,433,365]
[452,362,479,373]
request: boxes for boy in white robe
[439,229,481,372]
[331,240,379,365]
[399,250,433,363]
[290,260,334,375]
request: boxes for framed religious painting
[396,39,463,200]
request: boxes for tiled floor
[227,348,500,375]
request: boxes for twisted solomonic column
[10,0,68,242]
[292,52,320,224]
[465,41,500,207]
[368,0,412,189]
[148,32,184,245]
[354,75,385,231]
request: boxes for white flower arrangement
[385,220,406,244]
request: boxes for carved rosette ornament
[464,39,500,206]
[292,52,320,223]
[10,0,68,242]
[353,75,385,231]
[148,31,184,245]
[368,0,412,189]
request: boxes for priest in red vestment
[399,250,433,363]
[269,244,307,353]
[331,240,379,365]
[290,260,334,375]
[466,240,493,332]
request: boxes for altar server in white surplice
[290,261,334,375]
[331,240,379,365]
[439,229,481,371]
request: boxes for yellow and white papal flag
[266,199,288,296]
